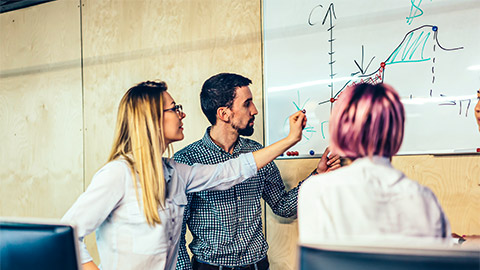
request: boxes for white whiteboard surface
[263,0,480,158]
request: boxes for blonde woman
[62,81,306,270]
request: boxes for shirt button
[169,237,172,241]
[172,218,175,222]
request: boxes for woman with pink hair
[298,83,451,245]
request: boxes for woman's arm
[61,161,127,264]
[181,110,306,193]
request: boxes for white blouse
[298,156,451,246]
[62,153,256,270]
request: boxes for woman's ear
[216,107,230,122]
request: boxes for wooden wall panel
[0,0,83,218]
[392,155,480,234]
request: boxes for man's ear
[216,107,230,122]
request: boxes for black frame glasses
[163,104,183,115]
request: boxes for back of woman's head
[329,83,405,159]
[108,80,168,226]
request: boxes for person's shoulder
[300,166,353,196]
[238,136,263,150]
[402,177,438,197]
[174,140,205,164]
[98,159,130,174]
[299,173,331,205]
[89,159,132,188]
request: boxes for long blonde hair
[108,81,171,226]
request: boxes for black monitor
[299,243,480,270]
[0,219,80,270]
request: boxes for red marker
[380,62,386,68]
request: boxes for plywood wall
[0,0,83,219]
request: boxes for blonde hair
[108,81,171,226]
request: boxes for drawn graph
[316,18,465,116]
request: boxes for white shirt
[298,156,451,246]
[62,153,256,270]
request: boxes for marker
[302,109,306,113]
[309,150,315,156]
[453,148,480,153]
[432,26,438,32]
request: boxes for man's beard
[238,125,254,136]
[233,119,255,136]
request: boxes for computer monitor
[299,243,480,270]
[0,218,80,270]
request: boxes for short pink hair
[329,83,405,159]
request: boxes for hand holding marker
[286,109,306,157]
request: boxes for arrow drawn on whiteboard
[322,3,337,109]
[352,45,376,75]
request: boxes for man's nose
[252,104,259,115]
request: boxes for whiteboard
[263,0,480,158]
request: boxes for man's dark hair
[200,73,252,125]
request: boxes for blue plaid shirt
[174,128,302,269]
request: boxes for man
[174,73,340,270]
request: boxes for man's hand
[314,147,341,174]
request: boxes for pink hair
[329,83,405,159]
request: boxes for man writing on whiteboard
[174,73,340,270]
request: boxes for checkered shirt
[174,128,302,269]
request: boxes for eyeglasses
[163,104,183,115]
